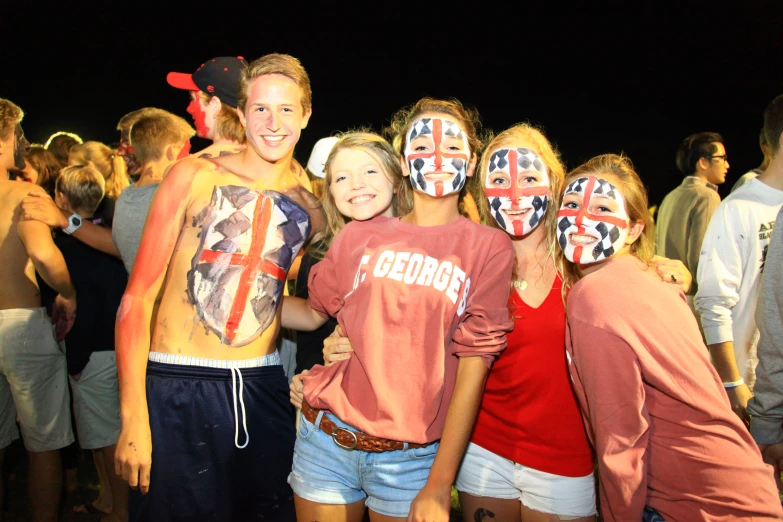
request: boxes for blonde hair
[0,98,23,141]
[384,97,484,218]
[477,123,567,286]
[198,92,246,144]
[312,131,408,259]
[130,111,196,165]
[116,107,168,131]
[559,153,655,291]
[238,53,311,113]
[56,164,106,214]
[67,141,128,200]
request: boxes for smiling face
[403,115,470,198]
[485,147,549,236]
[557,175,630,265]
[328,147,395,221]
[238,73,311,164]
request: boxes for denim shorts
[288,409,439,518]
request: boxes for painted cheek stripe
[557,176,628,229]
[485,186,548,198]
[557,208,628,229]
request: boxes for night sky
[4,5,783,207]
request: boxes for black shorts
[129,360,296,522]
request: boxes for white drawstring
[230,368,249,449]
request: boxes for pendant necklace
[512,279,528,291]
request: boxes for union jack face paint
[557,176,629,265]
[404,117,470,198]
[485,147,549,236]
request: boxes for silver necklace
[512,279,528,291]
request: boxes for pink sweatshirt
[302,216,514,443]
[566,255,782,522]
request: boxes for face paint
[557,176,629,265]
[187,92,211,138]
[485,148,549,236]
[13,124,28,171]
[117,128,141,176]
[176,140,192,160]
[404,117,470,198]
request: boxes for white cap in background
[305,137,340,179]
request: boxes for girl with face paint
[284,98,515,522]
[456,124,599,522]
[558,154,783,521]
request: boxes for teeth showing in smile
[264,136,284,143]
[424,172,452,179]
[505,208,530,216]
[570,234,597,245]
[350,195,375,204]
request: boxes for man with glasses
[656,132,729,319]
[696,93,783,428]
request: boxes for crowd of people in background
[0,51,782,522]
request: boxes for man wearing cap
[167,56,248,160]
[166,57,312,192]
[114,53,322,521]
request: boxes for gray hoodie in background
[748,205,783,444]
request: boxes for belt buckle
[332,427,358,451]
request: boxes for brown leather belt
[301,400,435,453]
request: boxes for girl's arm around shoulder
[281,295,328,331]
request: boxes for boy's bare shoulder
[0,179,45,206]
[161,157,225,192]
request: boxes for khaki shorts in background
[69,351,121,449]
[0,307,74,452]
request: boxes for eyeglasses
[707,155,729,164]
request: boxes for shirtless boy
[114,54,317,521]
[0,98,76,522]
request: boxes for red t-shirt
[471,275,595,477]
[302,216,515,443]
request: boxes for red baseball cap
[167,56,248,108]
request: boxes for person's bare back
[0,180,47,309]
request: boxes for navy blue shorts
[129,360,296,522]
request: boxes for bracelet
[723,378,744,389]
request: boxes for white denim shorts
[0,308,74,452]
[69,351,121,449]
[455,442,596,519]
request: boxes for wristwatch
[63,213,83,235]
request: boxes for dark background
[3,5,782,208]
